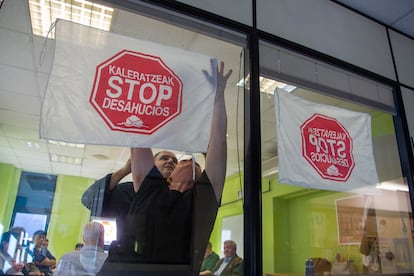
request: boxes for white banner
[275,88,379,192]
[40,20,217,152]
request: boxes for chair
[311,258,332,275]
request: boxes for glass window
[11,171,57,243]
[1,1,246,275]
[260,40,413,275]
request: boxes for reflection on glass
[260,72,412,275]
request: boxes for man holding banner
[98,60,232,274]
[81,151,178,242]
[39,20,233,274]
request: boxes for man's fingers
[203,60,232,87]
[224,69,232,80]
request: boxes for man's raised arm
[108,158,131,190]
[130,148,155,193]
[204,60,232,202]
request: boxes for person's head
[75,243,84,250]
[0,231,11,253]
[154,151,178,178]
[32,230,47,248]
[83,222,104,248]
[167,158,202,192]
[223,240,237,258]
[204,241,213,258]
[1,232,23,271]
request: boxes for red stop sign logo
[300,113,355,181]
[90,50,183,134]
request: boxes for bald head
[154,151,177,178]
[83,222,104,248]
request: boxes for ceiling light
[28,0,114,38]
[237,75,296,94]
[92,154,109,160]
[376,181,409,192]
[48,140,85,148]
[50,153,83,165]
[26,141,41,149]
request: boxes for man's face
[154,151,178,178]
[223,243,236,258]
[34,234,45,248]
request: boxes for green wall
[47,174,95,259]
[0,163,21,231]
[209,173,244,254]
[0,162,95,260]
[211,172,365,275]
[0,155,389,274]
[207,111,396,274]
[262,178,305,273]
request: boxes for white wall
[389,31,414,148]
[389,30,414,88]
[401,87,414,143]
[256,0,395,80]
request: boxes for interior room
[1,0,414,275]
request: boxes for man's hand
[203,59,233,95]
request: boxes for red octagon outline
[300,113,355,181]
[89,50,183,135]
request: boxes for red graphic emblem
[300,113,355,181]
[90,50,183,134]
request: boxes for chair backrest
[311,258,332,274]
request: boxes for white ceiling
[335,0,414,39]
[0,0,245,181]
[0,0,412,183]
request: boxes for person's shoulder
[196,170,210,184]
[117,181,134,190]
[233,255,243,265]
[60,250,80,260]
[97,251,109,259]
[67,250,81,256]
[142,167,166,186]
[148,166,164,178]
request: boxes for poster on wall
[335,195,366,245]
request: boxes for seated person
[25,230,56,276]
[9,226,26,264]
[98,61,232,274]
[0,231,24,275]
[54,222,108,276]
[200,240,243,276]
[200,241,220,274]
